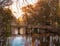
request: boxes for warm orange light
[5,0,38,19]
[9,2,24,19]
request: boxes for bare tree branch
[0,0,13,7]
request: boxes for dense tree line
[0,7,14,46]
[0,7,14,37]
[22,0,60,27]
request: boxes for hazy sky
[9,0,38,19]
[11,0,38,7]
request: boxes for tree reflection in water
[6,36,27,46]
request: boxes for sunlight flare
[9,0,38,19]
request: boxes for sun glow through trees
[9,0,38,19]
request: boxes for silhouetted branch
[0,0,13,7]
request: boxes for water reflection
[6,34,60,46]
[6,36,27,46]
[11,36,26,46]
